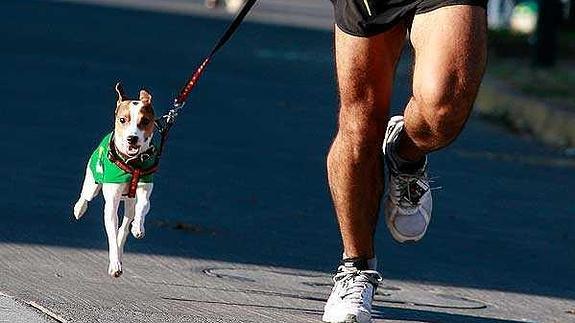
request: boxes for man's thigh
[335,23,406,129]
[409,5,487,116]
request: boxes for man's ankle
[390,133,426,173]
[342,254,377,271]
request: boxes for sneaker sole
[322,314,368,323]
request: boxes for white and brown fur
[73,83,155,278]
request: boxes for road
[0,0,574,322]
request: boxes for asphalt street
[0,1,574,322]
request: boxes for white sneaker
[322,260,381,323]
[383,115,433,243]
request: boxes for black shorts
[331,0,487,37]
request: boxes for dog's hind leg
[74,166,102,219]
[117,198,135,264]
[103,184,123,278]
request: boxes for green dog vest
[89,133,155,184]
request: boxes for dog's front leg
[131,183,154,239]
[103,184,124,278]
[117,198,135,263]
[74,166,102,219]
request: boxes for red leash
[155,0,258,158]
[174,0,258,106]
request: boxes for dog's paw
[73,199,88,220]
[108,261,123,278]
[131,224,145,239]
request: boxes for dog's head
[113,82,155,157]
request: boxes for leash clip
[155,100,185,134]
[173,99,186,110]
[166,99,185,124]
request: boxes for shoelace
[390,171,430,208]
[333,268,382,305]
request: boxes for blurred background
[480,0,575,150]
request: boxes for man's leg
[323,23,405,323]
[327,23,406,259]
[383,5,487,242]
[399,5,487,160]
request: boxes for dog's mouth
[126,144,141,156]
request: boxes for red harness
[107,137,159,198]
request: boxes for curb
[0,292,60,323]
[475,75,575,149]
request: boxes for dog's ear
[139,89,152,105]
[115,82,127,105]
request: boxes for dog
[73,83,156,278]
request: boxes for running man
[322,1,487,322]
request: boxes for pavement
[0,0,574,322]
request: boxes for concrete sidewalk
[0,1,574,322]
[1,243,573,322]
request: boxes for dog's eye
[140,118,150,126]
[119,117,126,124]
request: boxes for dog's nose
[127,136,138,145]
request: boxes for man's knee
[333,103,386,160]
[411,81,475,151]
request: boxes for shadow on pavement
[158,298,533,323]
[373,306,535,323]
